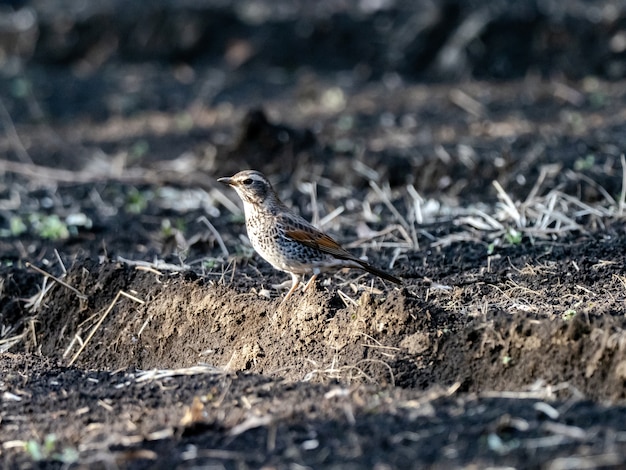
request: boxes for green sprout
[29,214,69,240]
[0,216,27,237]
[160,218,175,238]
[562,309,577,321]
[202,258,217,269]
[10,216,27,235]
[2,213,92,239]
[25,434,78,464]
[160,218,187,240]
[125,188,151,214]
[504,229,522,245]
[574,154,595,171]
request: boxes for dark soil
[2,1,626,469]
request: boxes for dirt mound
[19,227,626,403]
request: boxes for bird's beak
[217,176,233,186]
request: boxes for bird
[218,170,402,302]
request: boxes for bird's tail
[357,261,402,284]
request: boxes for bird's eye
[242,178,253,185]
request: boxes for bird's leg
[281,273,301,304]
[302,274,318,293]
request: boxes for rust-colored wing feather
[283,222,402,284]
[284,226,353,259]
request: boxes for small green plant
[487,229,523,254]
[10,216,27,236]
[562,309,577,321]
[1,213,92,239]
[574,154,595,171]
[202,258,217,269]
[160,218,187,237]
[0,216,27,237]
[125,188,151,214]
[160,218,175,238]
[504,229,522,245]
[29,214,69,240]
[25,434,78,464]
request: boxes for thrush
[218,170,402,301]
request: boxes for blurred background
[2,0,626,123]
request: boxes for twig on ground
[116,257,189,272]
[337,289,358,308]
[135,365,224,382]
[319,206,345,229]
[406,183,423,248]
[197,215,229,258]
[68,290,145,366]
[567,169,617,207]
[212,186,243,215]
[449,89,486,118]
[369,180,411,232]
[346,224,413,249]
[0,333,26,353]
[493,180,523,228]
[26,262,87,300]
[54,249,67,275]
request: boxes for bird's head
[218,170,277,207]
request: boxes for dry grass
[66,290,145,366]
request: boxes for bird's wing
[280,214,402,284]
[280,216,354,260]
